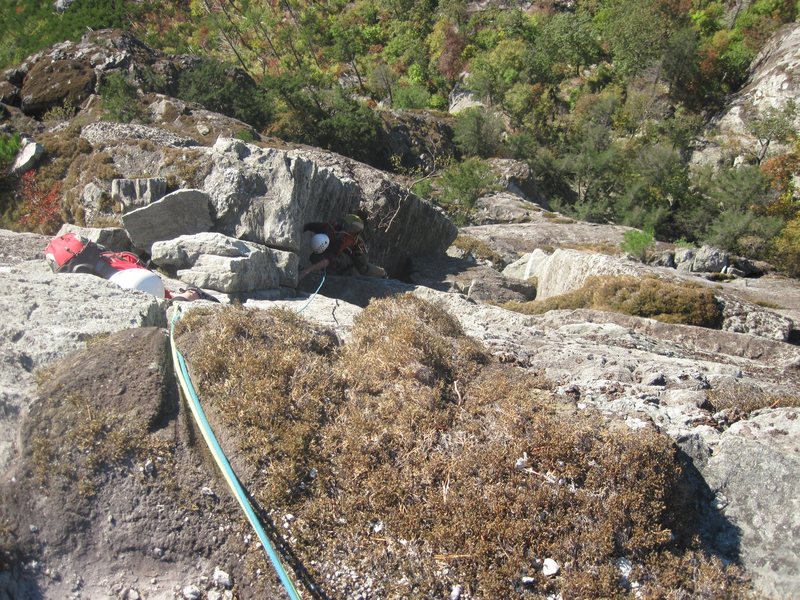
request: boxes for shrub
[707,382,800,421]
[621,227,655,261]
[452,107,505,158]
[17,171,62,234]
[771,215,800,276]
[177,59,272,130]
[393,83,431,109]
[99,72,148,123]
[0,133,21,170]
[505,275,724,328]
[439,157,496,210]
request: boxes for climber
[297,214,386,282]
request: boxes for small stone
[542,558,560,577]
[143,459,155,476]
[520,576,535,586]
[213,567,232,589]
[122,590,140,600]
[153,547,164,558]
[182,585,202,600]
[29,524,38,533]
[207,591,222,600]
[450,584,463,600]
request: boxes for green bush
[453,107,505,158]
[393,83,431,109]
[621,227,655,261]
[177,59,272,130]
[439,157,496,210]
[99,73,148,123]
[0,133,21,170]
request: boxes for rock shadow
[674,445,741,563]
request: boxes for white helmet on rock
[108,268,166,298]
[311,233,330,254]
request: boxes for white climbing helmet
[108,268,166,298]
[311,233,330,254]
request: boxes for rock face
[521,248,644,299]
[700,408,800,599]
[112,177,167,211]
[122,189,213,253]
[202,138,457,276]
[11,138,44,173]
[693,22,800,166]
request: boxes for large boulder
[204,138,457,276]
[471,192,541,225]
[521,248,643,300]
[151,232,298,292]
[11,138,44,173]
[20,58,96,117]
[122,189,213,254]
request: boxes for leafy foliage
[176,59,273,130]
[98,73,148,123]
[621,227,655,261]
[0,133,21,170]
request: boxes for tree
[743,100,798,164]
[453,108,505,158]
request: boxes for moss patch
[504,275,724,328]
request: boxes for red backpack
[45,233,148,278]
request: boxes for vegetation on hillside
[1,0,799,274]
[175,298,750,598]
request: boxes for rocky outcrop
[515,248,644,299]
[692,22,800,166]
[203,138,457,276]
[0,232,166,472]
[700,408,800,598]
[111,177,167,211]
[122,189,213,253]
[151,232,298,292]
[376,109,457,172]
[504,247,794,341]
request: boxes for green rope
[296,269,326,314]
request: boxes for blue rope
[295,269,326,314]
[169,309,302,600]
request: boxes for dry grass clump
[504,275,724,328]
[177,305,342,508]
[452,234,507,266]
[707,382,800,418]
[177,296,749,598]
